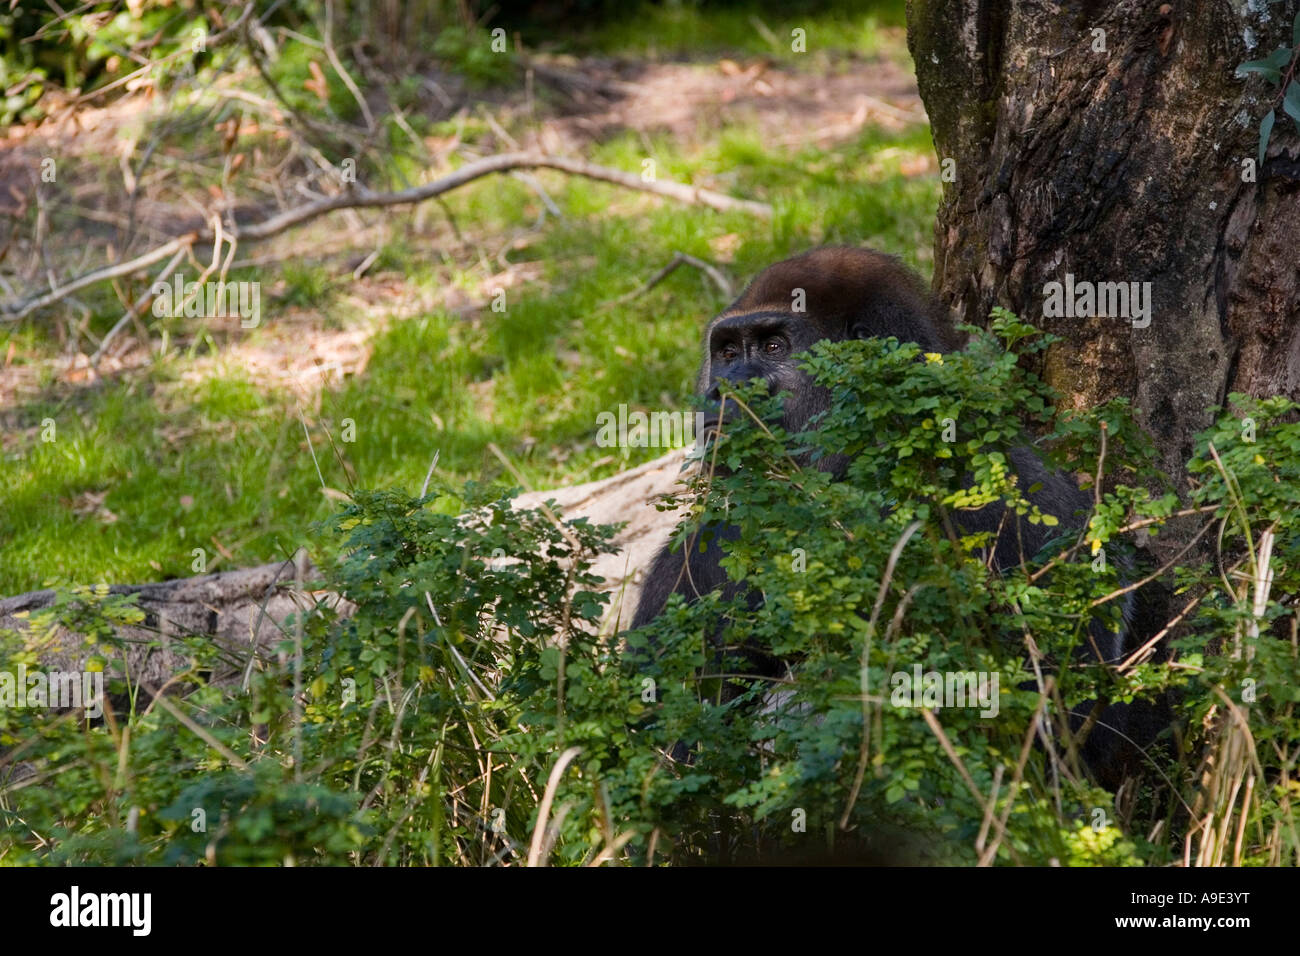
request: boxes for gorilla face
[696,246,950,442]
[702,309,838,436]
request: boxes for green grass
[0,20,938,595]
[549,0,908,62]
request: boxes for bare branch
[225,151,772,243]
[599,252,735,313]
[3,152,770,322]
[3,234,198,323]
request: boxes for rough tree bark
[908,1,1300,489]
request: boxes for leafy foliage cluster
[1237,9,1300,166]
[1,1,227,125]
[0,0,519,127]
[2,319,1297,865]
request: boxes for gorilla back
[630,246,1143,783]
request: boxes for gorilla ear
[849,323,870,340]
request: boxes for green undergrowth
[4,317,1295,866]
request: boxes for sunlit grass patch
[555,0,908,63]
[0,46,938,593]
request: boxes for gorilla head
[634,246,964,633]
[697,246,951,441]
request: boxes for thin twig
[88,244,188,367]
[4,152,769,322]
[600,252,734,313]
[142,685,250,771]
[1087,519,1216,608]
[4,235,197,322]
[323,0,375,131]
[840,519,923,829]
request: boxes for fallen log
[0,449,690,677]
[0,552,317,690]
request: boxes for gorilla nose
[706,381,751,410]
[707,366,764,402]
[703,383,739,434]
[705,373,771,436]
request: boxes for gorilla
[630,246,1143,783]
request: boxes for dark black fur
[631,247,1148,783]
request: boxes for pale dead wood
[0,450,690,669]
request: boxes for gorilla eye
[762,337,786,354]
[719,344,740,362]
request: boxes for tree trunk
[908,1,1300,488]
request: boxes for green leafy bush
[0,1,213,125]
[2,317,1296,866]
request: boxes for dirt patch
[0,49,924,411]
[523,52,925,154]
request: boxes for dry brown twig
[3,152,771,323]
[599,251,735,314]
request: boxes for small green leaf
[1284,82,1300,127]
[1259,108,1276,167]
[1268,45,1294,69]
[1237,59,1282,83]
